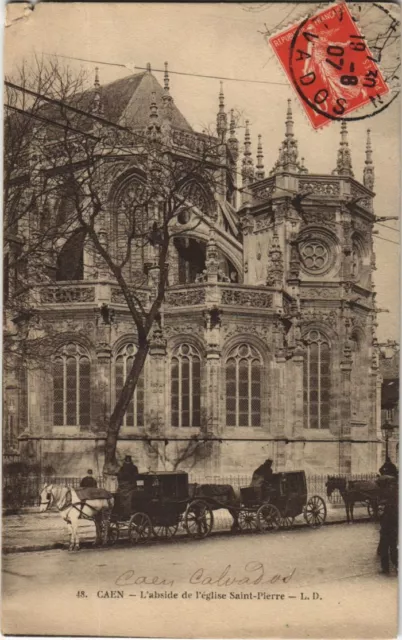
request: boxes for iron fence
[3,472,379,511]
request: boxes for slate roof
[29,70,193,138]
[89,71,193,131]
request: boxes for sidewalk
[2,503,374,554]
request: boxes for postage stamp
[270,2,390,129]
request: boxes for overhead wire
[375,221,400,233]
[42,52,288,86]
[375,235,399,245]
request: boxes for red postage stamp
[270,2,390,129]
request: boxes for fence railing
[3,472,379,511]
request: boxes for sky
[4,2,400,341]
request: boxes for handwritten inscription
[189,563,295,586]
[115,563,295,588]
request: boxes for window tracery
[303,330,331,429]
[53,343,91,426]
[225,343,262,427]
[171,343,201,427]
[180,180,212,216]
[115,343,145,427]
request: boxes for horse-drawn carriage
[40,469,327,550]
[234,470,327,532]
[108,471,214,543]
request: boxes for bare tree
[4,57,234,475]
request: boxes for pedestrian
[80,469,97,488]
[379,456,398,478]
[378,484,398,575]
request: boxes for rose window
[300,241,330,273]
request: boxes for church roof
[88,70,193,131]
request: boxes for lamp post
[381,419,394,460]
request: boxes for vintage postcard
[2,2,400,638]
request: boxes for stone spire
[162,62,173,111]
[227,109,239,161]
[92,67,104,116]
[270,100,306,175]
[363,129,374,190]
[160,62,173,144]
[333,122,354,177]
[216,82,227,142]
[147,91,161,141]
[242,120,254,185]
[255,135,265,180]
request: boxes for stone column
[204,348,221,474]
[272,350,287,470]
[148,328,167,439]
[95,343,112,431]
[203,307,222,474]
[291,346,305,438]
[339,346,353,474]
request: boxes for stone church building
[5,64,383,476]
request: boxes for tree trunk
[103,341,149,475]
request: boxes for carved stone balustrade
[33,281,151,309]
[165,283,281,311]
[33,281,284,313]
[39,283,96,305]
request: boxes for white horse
[39,484,114,551]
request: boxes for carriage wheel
[128,512,152,544]
[279,515,295,530]
[256,503,281,533]
[304,495,327,528]
[238,509,258,532]
[108,522,120,545]
[153,523,179,539]
[184,500,214,539]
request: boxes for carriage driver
[117,455,139,491]
[251,459,274,497]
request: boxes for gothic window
[53,343,91,427]
[180,180,212,216]
[303,330,331,429]
[226,343,262,427]
[115,344,145,427]
[114,177,148,277]
[351,236,363,280]
[56,229,86,281]
[171,344,201,427]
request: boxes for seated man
[116,455,139,516]
[251,459,274,499]
[117,455,139,491]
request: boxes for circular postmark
[282,2,400,126]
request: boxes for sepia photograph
[2,2,400,637]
